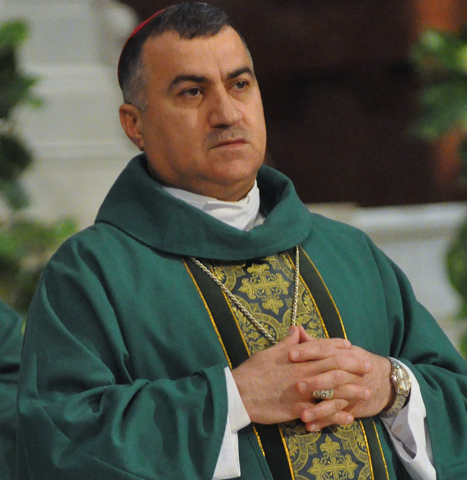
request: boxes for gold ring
[313,389,334,400]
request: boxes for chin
[216,165,259,185]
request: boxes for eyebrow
[227,67,255,81]
[168,66,255,92]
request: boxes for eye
[182,87,202,97]
[235,80,248,90]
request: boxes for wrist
[380,358,412,418]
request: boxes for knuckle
[332,370,345,385]
[317,342,328,357]
[331,399,340,414]
[334,355,347,370]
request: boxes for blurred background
[1,0,467,352]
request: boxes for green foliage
[0,133,32,179]
[460,335,467,359]
[446,221,467,309]
[0,20,42,120]
[410,26,467,182]
[0,20,38,211]
[0,20,76,315]
[411,80,467,139]
[411,26,467,353]
[0,218,76,313]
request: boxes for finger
[304,410,355,432]
[301,398,349,422]
[335,384,372,402]
[278,325,301,349]
[303,397,353,422]
[289,337,352,362]
[294,360,371,391]
[296,379,371,407]
[314,355,372,378]
[298,325,313,343]
[301,384,370,423]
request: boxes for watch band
[380,358,411,418]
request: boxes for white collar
[162,181,264,231]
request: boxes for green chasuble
[17,155,467,480]
[0,300,22,479]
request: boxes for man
[16,3,467,480]
[0,300,22,479]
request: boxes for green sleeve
[16,238,229,480]
[369,241,467,480]
[0,300,22,480]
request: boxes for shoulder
[40,220,174,296]
[305,212,402,284]
[308,212,374,250]
[38,223,141,292]
[51,221,141,266]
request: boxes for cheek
[166,113,205,145]
[250,107,267,148]
[247,97,266,129]
[147,114,190,147]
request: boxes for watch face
[394,367,411,394]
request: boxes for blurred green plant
[411,26,467,356]
[0,20,76,315]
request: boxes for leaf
[410,80,467,139]
[0,133,33,180]
[460,334,467,359]
[0,21,28,51]
[0,48,16,77]
[411,29,467,76]
[446,220,467,309]
[0,179,29,211]
[0,73,40,118]
[0,20,42,119]
[459,140,467,185]
[410,26,467,140]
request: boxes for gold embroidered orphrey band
[185,246,390,480]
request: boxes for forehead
[141,27,253,85]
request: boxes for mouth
[213,138,247,148]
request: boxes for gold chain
[191,246,300,344]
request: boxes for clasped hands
[232,325,393,432]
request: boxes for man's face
[120,27,267,201]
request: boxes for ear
[119,104,145,151]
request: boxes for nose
[208,88,243,128]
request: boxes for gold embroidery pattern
[211,254,373,480]
[238,263,290,314]
[308,436,357,479]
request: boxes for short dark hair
[118,2,248,109]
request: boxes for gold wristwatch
[380,358,411,418]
